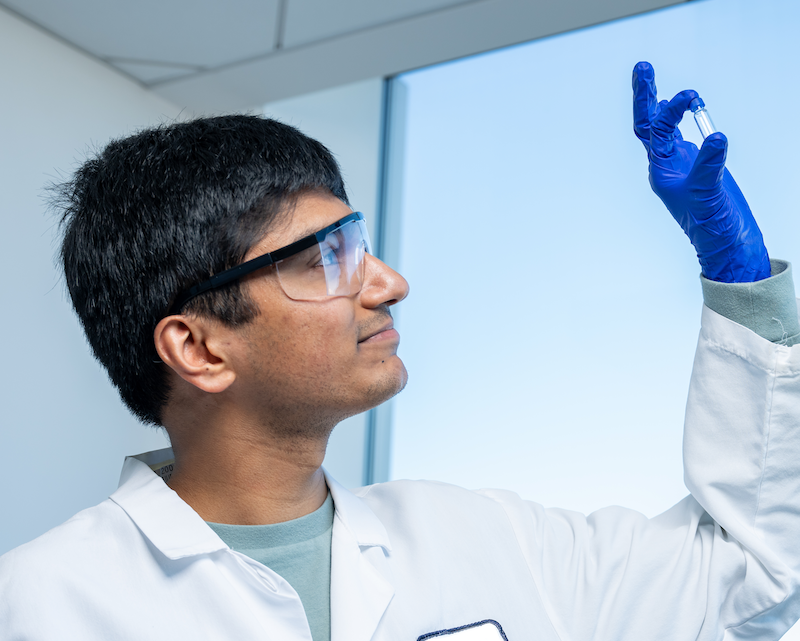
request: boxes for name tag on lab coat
[418,620,507,640]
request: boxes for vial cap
[689,96,705,112]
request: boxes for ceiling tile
[282,0,478,48]
[1,0,280,67]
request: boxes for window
[384,0,800,517]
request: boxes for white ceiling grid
[0,0,688,110]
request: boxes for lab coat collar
[110,450,227,560]
[324,470,392,553]
[111,447,396,639]
[110,449,394,559]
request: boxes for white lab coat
[2,304,800,641]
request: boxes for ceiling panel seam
[275,0,288,50]
[105,58,204,71]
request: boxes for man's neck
[165,422,330,525]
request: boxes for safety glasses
[167,212,371,315]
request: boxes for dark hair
[55,115,349,425]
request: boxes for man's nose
[359,254,409,308]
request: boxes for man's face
[228,190,409,433]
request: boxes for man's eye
[326,231,343,251]
[310,248,334,268]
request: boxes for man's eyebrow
[291,224,322,243]
[288,213,354,245]
[270,210,355,251]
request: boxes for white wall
[0,7,181,555]
[263,78,385,488]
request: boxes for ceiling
[2,0,689,111]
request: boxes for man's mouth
[358,319,397,344]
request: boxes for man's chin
[366,358,408,408]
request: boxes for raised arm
[484,63,800,641]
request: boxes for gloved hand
[632,61,770,283]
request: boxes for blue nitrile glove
[632,61,771,283]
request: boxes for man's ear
[154,315,237,394]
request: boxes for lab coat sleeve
[482,301,800,641]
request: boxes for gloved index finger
[632,61,657,144]
[650,89,699,159]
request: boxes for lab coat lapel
[326,472,395,641]
[111,453,227,559]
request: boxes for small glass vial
[689,97,716,139]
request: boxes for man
[1,62,799,640]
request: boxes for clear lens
[275,219,369,300]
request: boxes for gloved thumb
[689,132,728,190]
